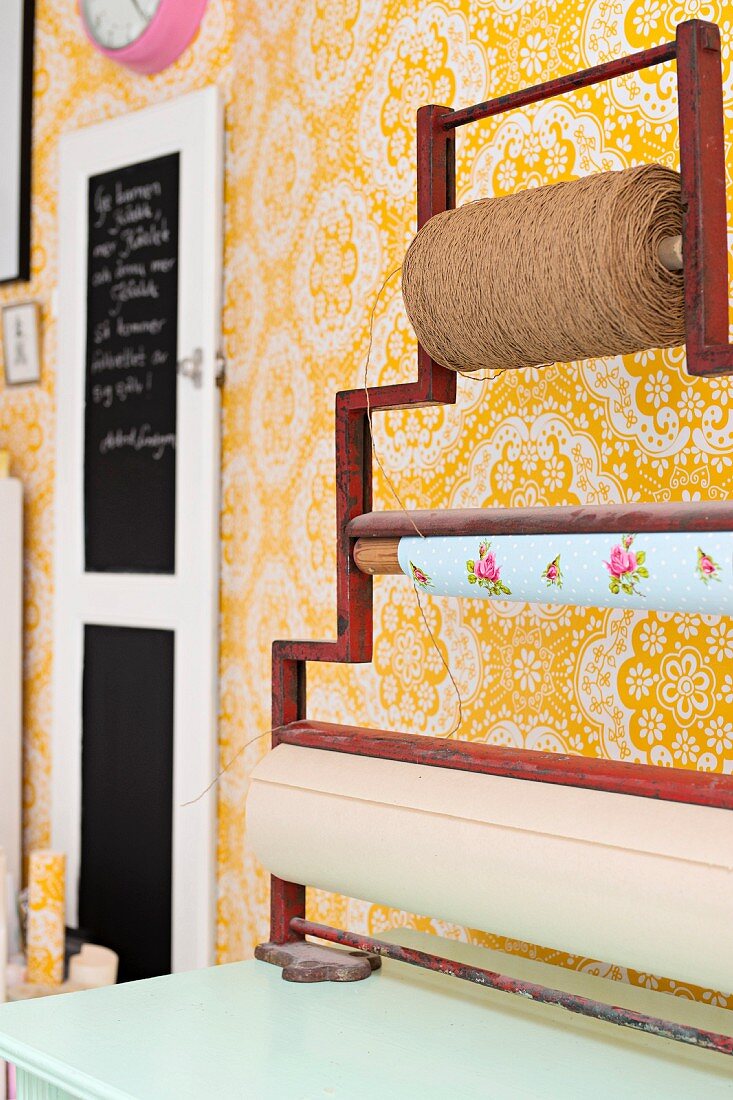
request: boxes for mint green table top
[0,933,731,1098]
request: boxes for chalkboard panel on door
[80,624,174,982]
[85,153,180,574]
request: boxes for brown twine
[402,164,685,374]
[457,366,506,383]
[181,728,271,806]
[413,584,463,738]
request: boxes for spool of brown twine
[401,164,685,373]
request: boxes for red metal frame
[277,720,733,809]
[265,20,733,1053]
[348,499,733,537]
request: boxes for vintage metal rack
[259,19,733,1056]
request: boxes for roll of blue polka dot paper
[398,531,733,614]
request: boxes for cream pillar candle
[68,944,118,989]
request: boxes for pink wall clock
[80,0,209,75]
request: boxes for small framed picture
[2,300,41,385]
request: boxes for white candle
[68,944,118,989]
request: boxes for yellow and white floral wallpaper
[1,0,732,1004]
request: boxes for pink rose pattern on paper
[409,561,433,590]
[696,547,721,585]
[412,538,724,602]
[542,554,562,588]
[604,534,647,597]
[467,540,511,596]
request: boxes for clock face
[82,0,163,50]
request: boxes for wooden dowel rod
[658,233,683,272]
[347,500,733,540]
[353,538,402,575]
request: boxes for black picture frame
[0,0,35,285]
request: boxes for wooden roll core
[658,233,683,272]
[353,538,401,575]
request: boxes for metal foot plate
[255,940,381,983]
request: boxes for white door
[52,89,222,973]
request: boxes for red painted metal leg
[417,104,456,226]
[334,395,373,663]
[271,648,306,737]
[269,878,306,945]
[677,20,732,376]
[269,650,307,941]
